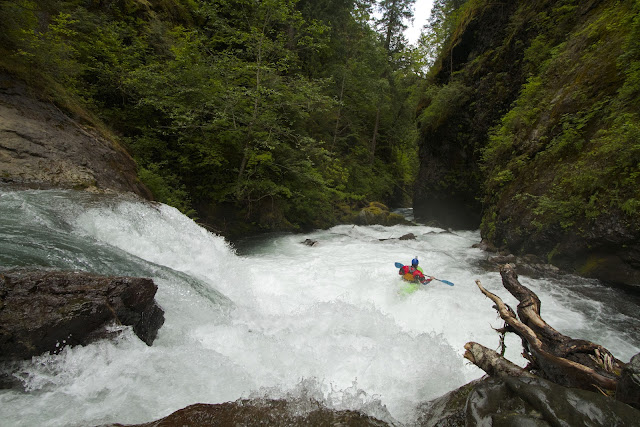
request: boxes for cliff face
[0,73,151,198]
[415,0,640,289]
[414,1,522,229]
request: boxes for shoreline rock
[0,72,151,199]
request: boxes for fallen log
[464,342,536,380]
[467,264,636,406]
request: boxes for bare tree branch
[469,266,622,393]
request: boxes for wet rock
[473,240,498,252]
[303,239,319,247]
[415,378,482,426]
[517,262,561,278]
[485,253,562,278]
[112,399,389,426]
[617,352,640,410]
[416,376,640,426]
[488,254,517,265]
[379,232,416,242]
[0,270,164,362]
[468,376,640,426]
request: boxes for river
[1,189,639,426]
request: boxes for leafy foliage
[0,0,423,235]
[417,0,467,67]
[418,81,470,133]
[476,0,640,244]
[416,0,640,265]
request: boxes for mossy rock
[355,202,387,225]
[386,213,409,226]
[368,201,389,212]
[355,202,411,226]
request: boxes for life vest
[399,265,429,284]
[403,272,415,281]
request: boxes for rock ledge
[0,269,164,363]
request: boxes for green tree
[417,0,467,68]
[0,0,425,231]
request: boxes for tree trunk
[469,264,626,395]
[331,73,346,151]
[237,12,270,188]
[370,105,380,164]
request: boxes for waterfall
[1,189,638,426]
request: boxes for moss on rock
[417,0,640,288]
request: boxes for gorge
[1,188,639,425]
[1,0,639,425]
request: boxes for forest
[0,0,444,236]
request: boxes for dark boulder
[112,400,389,426]
[0,270,164,362]
[303,239,319,247]
[379,233,416,242]
[617,352,640,410]
[417,376,640,427]
[467,376,640,426]
[398,233,416,240]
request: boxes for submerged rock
[399,233,416,240]
[0,270,164,362]
[303,239,319,247]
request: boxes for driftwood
[464,342,536,380]
[466,264,628,398]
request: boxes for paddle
[394,262,454,286]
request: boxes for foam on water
[0,189,639,426]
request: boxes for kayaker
[399,257,434,285]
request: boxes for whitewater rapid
[1,189,639,426]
